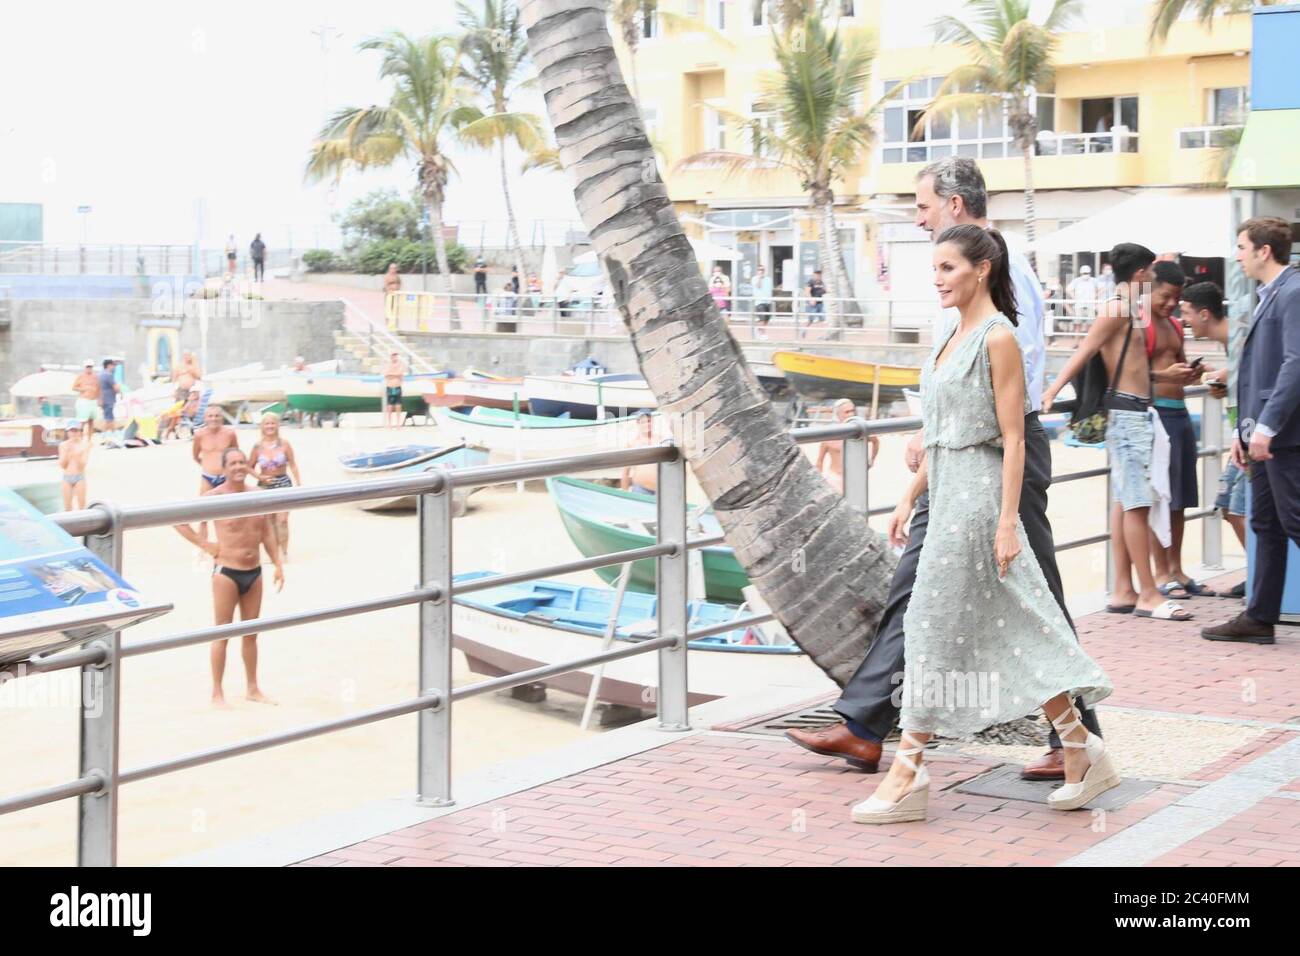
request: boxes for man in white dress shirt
[786,157,1099,782]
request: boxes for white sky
[0,0,580,248]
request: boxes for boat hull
[522,374,656,420]
[432,406,647,475]
[287,372,450,415]
[547,476,749,602]
[340,444,490,513]
[772,351,920,404]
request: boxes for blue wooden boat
[451,571,808,710]
[339,442,489,514]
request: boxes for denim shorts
[1214,459,1247,517]
[1107,409,1155,511]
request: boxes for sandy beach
[0,404,1241,865]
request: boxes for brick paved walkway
[299,572,1300,867]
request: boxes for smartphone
[1189,356,1204,369]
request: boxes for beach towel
[1148,408,1172,548]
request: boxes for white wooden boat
[0,459,62,514]
[523,373,657,419]
[338,442,490,515]
[431,405,650,474]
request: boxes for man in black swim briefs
[174,447,284,706]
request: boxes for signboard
[0,488,170,665]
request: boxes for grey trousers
[832,413,1101,746]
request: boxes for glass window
[907,108,927,142]
[929,76,945,96]
[1036,94,1055,133]
[907,145,928,162]
[929,110,951,140]
[1212,87,1246,126]
[840,0,855,16]
[708,0,726,30]
[908,78,929,99]
[751,0,766,27]
[883,148,903,164]
[642,104,659,139]
[957,143,979,157]
[930,144,952,159]
[1118,96,1139,133]
[981,141,1005,158]
[957,110,980,140]
[1081,98,1114,134]
[884,107,905,142]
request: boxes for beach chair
[176,385,214,438]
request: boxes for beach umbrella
[9,370,77,399]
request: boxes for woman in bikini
[248,412,301,560]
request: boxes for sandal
[1105,604,1136,614]
[1156,581,1191,599]
[1178,578,1219,598]
[1135,600,1194,622]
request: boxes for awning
[1227,109,1300,189]
[1030,188,1233,259]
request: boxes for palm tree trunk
[817,191,864,335]
[521,0,896,686]
[499,141,528,292]
[1021,141,1038,271]
[426,197,459,330]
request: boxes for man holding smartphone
[1146,262,1209,597]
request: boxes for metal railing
[0,387,1227,865]
[1176,124,1243,149]
[0,242,199,276]
[1037,130,1140,155]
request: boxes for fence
[0,387,1226,865]
[0,242,199,276]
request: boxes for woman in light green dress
[853,225,1118,825]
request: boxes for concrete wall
[0,297,344,395]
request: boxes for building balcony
[1176,125,1244,150]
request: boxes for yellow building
[619,0,1251,304]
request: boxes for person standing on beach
[225,234,238,276]
[383,262,402,296]
[97,358,121,440]
[72,360,101,425]
[58,419,93,511]
[193,405,239,493]
[620,411,658,495]
[249,233,266,282]
[816,399,878,495]
[172,350,203,399]
[174,448,284,707]
[249,412,301,560]
[382,350,407,429]
[787,157,1095,783]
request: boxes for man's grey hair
[917,157,988,220]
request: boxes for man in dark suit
[1204,216,1299,645]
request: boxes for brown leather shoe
[785,722,881,771]
[1202,613,1275,645]
[1020,748,1066,781]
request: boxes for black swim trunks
[215,565,262,595]
[385,386,402,406]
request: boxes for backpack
[1055,300,1137,445]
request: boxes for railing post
[845,418,870,514]
[79,504,122,867]
[656,440,690,731]
[1104,444,1115,596]
[1202,390,1224,569]
[416,468,454,806]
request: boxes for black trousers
[252,258,264,281]
[1246,446,1300,624]
[833,413,1102,746]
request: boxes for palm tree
[306,31,480,306]
[1149,0,1273,44]
[457,0,544,289]
[520,0,897,685]
[926,0,1081,255]
[610,0,734,103]
[676,14,890,328]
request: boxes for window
[745,96,779,156]
[1211,87,1247,126]
[640,4,658,40]
[880,74,1044,164]
[641,104,660,141]
[839,0,856,16]
[1073,95,1139,153]
[704,102,726,151]
[750,0,769,28]
[707,0,726,30]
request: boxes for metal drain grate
[954,764,1160,810]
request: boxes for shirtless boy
[816,398,879,494]
[620,411,658,495]
[382,351,406,430]
[1043,243,1198,622]
[58,419,93,511]
[174,448,285,706]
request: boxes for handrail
[1,386,1229,865]
[339,295,443,374]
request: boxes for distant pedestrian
[474,257,488,295]
[1067,265,1098,331]
[816,399,878,494]
[250,233,266,282]
[72,360,101,424]
[97,359,121,439]
[708,265,731,317]
[383,262,402,296]
[59,419,93,511]
[225,234,238,276]
[752,265,774,339]
[383,350,407,430]
[509,268,520,294]
[805,269,826,323]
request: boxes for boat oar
[579,561,633,732]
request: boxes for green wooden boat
[547,476,749,603]
[286,372,452,415]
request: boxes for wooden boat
[421,368,528,412]
[0,459,62,514]
[523,373,657,419]
[748,360,791,400]
[772,351,921,405]
[432,406,648,469]
[210,360,341,408]
[286,371,453,415]
[338,442,489,514]
[0,419,62,459]
[452,571,813,711]
[547,476,749,603]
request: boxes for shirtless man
[1043,243,1197,622]
[382,350,406,429]
[72,360,101,425]
[58,419,93,511]
[192,405,239,493]
[620,411,657,495]
[174,448,284,706]
[816,399,879,495]
[1145,261,1214,598]
[172,351,203,398]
